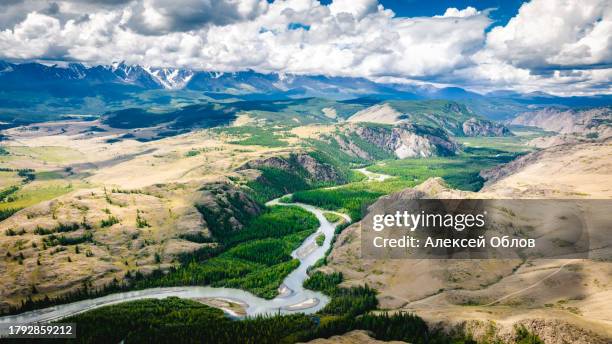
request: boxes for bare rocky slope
[325,123,460,159]
[238,153,343,183]
[462,117,512,136]
[346,104,402,125]
[510,106,612,137]
[322,140,612,343]
[346,102,512,137]
[481,138,612,197]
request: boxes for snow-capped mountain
[144,67,194,90]
[0,60,609,117]
[0,60,196,90]
[0,60,401,95]
[107,62,195,90]
[106,62,160,88]
[0,60,465,98]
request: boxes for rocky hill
[322,139,612,343]
[461,117,512,136]
[346,101,512,137]
[510,106,612,136]
[346,104,403,125]
[0,180,261,313]
[481,138,612,197]
[237,153,343,184]
[322,123,460,160]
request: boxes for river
[0,168,390,329]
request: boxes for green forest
[291,144,525,220]
[6,205,320,313]
[130,206,319,299]
[43,297,433,344]
[36,269,546,343]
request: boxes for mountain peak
[145,67,194,90]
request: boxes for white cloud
[449,0,612,95]
[436,6,479,18]
[0,0,609,95]
[127,0,269,34]
[0,12,64,59]
[328,0,378,19]
[484,0,612,70]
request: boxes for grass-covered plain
[0,170,21,189]
[0,180,80,211]
[456,127,547,153]
[4,146,85,164]
[0,146,85,213]
[215,125,295,148]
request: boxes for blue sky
[378,0,526,26]
[0,0,609,95]
[322,0,526,26]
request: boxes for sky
[0,0,610,96]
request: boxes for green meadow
[292,136,532,220]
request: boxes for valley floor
[0,118,610,343]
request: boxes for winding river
[0,168,389,330]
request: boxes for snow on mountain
[0,60,609,116]
[144,67,194,90]
[106,62,161,88]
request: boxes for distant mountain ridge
[1,60,609,101]
[510,106,612,134]
[0,60,610,122]
[0,60,380,93]
[0,61,193,90]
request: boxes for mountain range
[0,60,610,123]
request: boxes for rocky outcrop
[480,137,612,188]
[345,101,511,137]
[510,106,612,136]
[442,319,610,344]
[237,153,342,183]
[332,134,373,160]
[462,117,512,137]
[346,103,402,124]
[479,138,612,198]
[295,154,340,182]
[195,182,263,235]
[238,156,293,172]
[334,123,460,159]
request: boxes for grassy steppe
[0,180,79,211]
[216,125,295,148]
